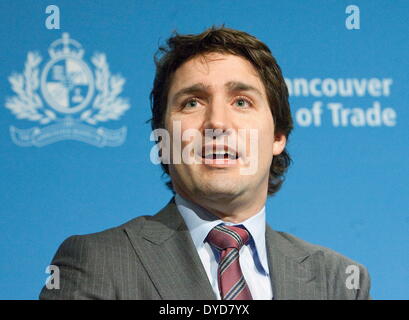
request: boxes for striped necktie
[206,224,253,300]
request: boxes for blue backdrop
[0,0,407,300]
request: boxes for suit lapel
[124,197,216,300]
[266,226,327,300]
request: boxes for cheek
[258,121,275,159]
[166,118,202,160]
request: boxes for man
[39,26,371,300]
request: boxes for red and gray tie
[206,225,253,300]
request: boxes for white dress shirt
[175,193,273,300]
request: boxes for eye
[183,98,200,109]
[234,97,253,108]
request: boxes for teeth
[200,146,238,160]
[202,151,237,159]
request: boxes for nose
[202,97,231,137]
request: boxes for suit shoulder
[40,215,153,300]
[274,230,364,265]
[59,215,149,250]
[271,230,371,299]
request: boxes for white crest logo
[5,33,130,147]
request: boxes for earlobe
[272,133,287,156]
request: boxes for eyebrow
[170,81,264,104]
[225,81,264,98]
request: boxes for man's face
[164,52,286,204]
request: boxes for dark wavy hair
[149,25,293,197]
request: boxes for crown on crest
[48,33,84,59]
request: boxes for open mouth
[202,152,238,160]
[200,146,239,161]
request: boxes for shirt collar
[174,193,269,274]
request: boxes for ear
[272,132,287,156]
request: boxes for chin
[195,180,243,198]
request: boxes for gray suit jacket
[39,197,371,300]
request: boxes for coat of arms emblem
[5,33,129,147]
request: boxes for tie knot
[207,225,250,251]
